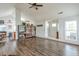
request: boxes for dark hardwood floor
[0,37,79,56]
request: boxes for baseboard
[36,36,79,45]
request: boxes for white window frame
[65,20,77,41]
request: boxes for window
[65,20,77,40]
[52,23,56,27]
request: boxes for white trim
[37,36,79,45]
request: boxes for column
[14,7,22,40]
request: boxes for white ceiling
[0,3,15,17]
[16,3,79,21]
[0,3,79,22]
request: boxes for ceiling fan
[28,3,43,10]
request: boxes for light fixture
[21,17,25,22]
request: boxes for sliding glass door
[65,20,77,40]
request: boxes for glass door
[65,20,77,40]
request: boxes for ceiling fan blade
[29,6,34,8]
[28,3,33,5]
[28,3,36,5]
[36,5,43,7]
[33,3,37,5]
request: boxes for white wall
[45,21,49,38]
[21,13,35,25]
[59,15,79,40]
[0,15,16,37]
[36,19,59,38]
[35,15,79,45]
[51,15,79,45]
[48,20,58,38]
[36,21,45,38]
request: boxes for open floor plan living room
[0,3,79,56]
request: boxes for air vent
[58,11,63,15]
[37,24,43,27]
